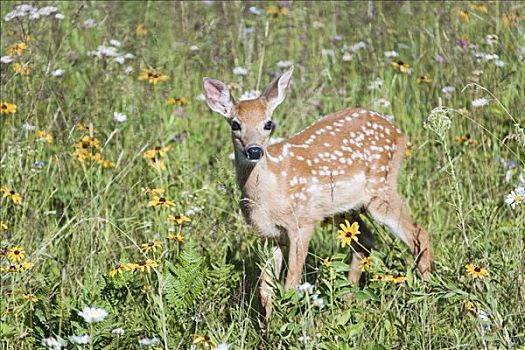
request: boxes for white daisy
[494,60,505,67]
[311,294,325,308]
[441,86,456,95]
[112,328,125,336]
[42,336,65,350]
[69,334,90,345]
[384,50,399,58]
[297,282,314,297]
[215,343,230,350]
[239,90,260,101]
[373,98,391,108]
[52,69,65,77]
[110,39,121,47]
[1,56,15,64]
[233,67,248,76]
[113,112,128,122]
[367,78,384,90]
[139,337,160,347]
[78,306,108,323]
[506,187,524,209]
[84,18,96,28]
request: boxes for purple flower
[330,35,343,43]
[457,38,468,50]
[435,53,445,64]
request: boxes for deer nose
[246,146,264,160]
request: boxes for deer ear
[262,66,294,114]
[203,78,235,118]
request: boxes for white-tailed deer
[203,67,432,317]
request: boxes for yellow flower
[193,335,211,345]
[391,275,407,283]
[1,187,23,205]
[142,187,165,195]
[167,215,191,225]
[459,9,470,21]
[13,62,31,75]
[266,5,288,18]
[167,234,185,242]
[1,262,33,273]
[7,246,25,262]
[337,220,360,248]
[405,141,414,157]
[322,257,331,267]
[1,102,17,114]
[464,299,476,312]
[166,97,190,106]
[502,14,524,27]
[19,262,34,271]
[416,75,432,84]
[138,68,169,85]
[1,221,8,230]
[455,134,479,146]
[108,263,126,278]
[469,3,488,13]
[136,23,147,37]
[358,256,371,271]
[76,123,91,133]
[371,274,405,283]
[36,130,54,144]
[134,259,159,272]
[7,42,27,56]
[391,60,410,74]
[144,146,170,159]
[78,135,101,149]
[22,293,38,303]
[465,263,489,279]
[148,196,175,207]
[140,240,162,252]
[146,157,166,171]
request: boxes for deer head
[203,67,294,163]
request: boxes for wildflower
[1,262,33,273]
[215,343,230,350]
[342,53,354,62]
[373,98,391,109]
[391,275,407,283]
[78,306,108,323]
[455,134,479,146]
[167,234,184,242]
[367,78,384,90]
[77,135,101,149]
[51,69,65,77]
[112,328,125,336]
[142,187,165,195]
[84,18,96,28]
[311,294,325,308]
[384,50,399,58]
[166,97,190,106]
[494,59,505,67]
[266,5,288,18]
[239,90,261,101]
[144,146,170,159]
[371,274,405,283]
[76,123,90,133]
[193,335,211,345]
[167,215,191,224]
[113,112,128,122]
[322,257,331,267]
[138,68,169,85]
[1,221,7,230]
[36,130,54,144]
[469,3,488,13]
[148,196,175,207]
[233,66,248,76]
[146,157,166,171]
[108,263,128,278]
[464,299,476,311]
[471,98,489,108]
[7,42,27,56]
[13,62,31,75]
[485,34,498,46]
[6,246,26,262]
[1,56,15,64]
[331,35,343,43]
[297,282,314,297]
[136,24,147,37]
[346,41,366,53]
[42,336,65,350]
[1,102,17,114]
[442,86,456,95]
[459,9,470,21]
[358,256,371,271]
[140,240,162,253]
[249,6,262,16]
[139,337,160,347]
[337,220,360,248]
[416,75,432,84]
[1,187,23,205]
[391,60,411,74]
[134,259,159,272]
[22,293,38,303]
[465,263,489,279]
[69,335,90,345]
[506,187,524,209]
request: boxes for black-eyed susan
[166,97,190,106]
[146,157,166,171]
[469,3,488,13]
[142,187,165,195]
[1,221,8,230]
[76,123,91,133]
[1,265,20,273]
[371,274,406,283]
[1,187,23,205]
[391,275,407,283]
[266,5,288,18]
[77,135,101,149]
[358,256,372,271]
[138,68,169,85]
[136,23,147,37]
[22,293,38,303]
[134,259,159,272]
[1,102,17,114]
[459,9,470,21]
[144,146,170,159]
[464,299,476,312]
[36,130,54,144]
[7,42,27,56]
[391,60,411,74]
[108,263,127,278]
[337,220,360,248]
[167,215,191,225]
[465,263,489,279]
[416,75,432,84]
[322,257,331,267]
[455,134,479,146]
[140,240,162,253]
[1,262,33,273]
[6,246,25,262]
[148,196,175,208]
[167,234,185,242]
[193,335,211,346]
[13,62,31,75]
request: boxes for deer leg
[285,224,314,290]
[368,192,432,280]
[260,241,283,319]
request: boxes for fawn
[203,67,432,317]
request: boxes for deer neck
[234,147,274,200]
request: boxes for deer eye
[231,121,241,131]
[264,121,273,131]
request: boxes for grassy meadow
[1,1,525,349]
